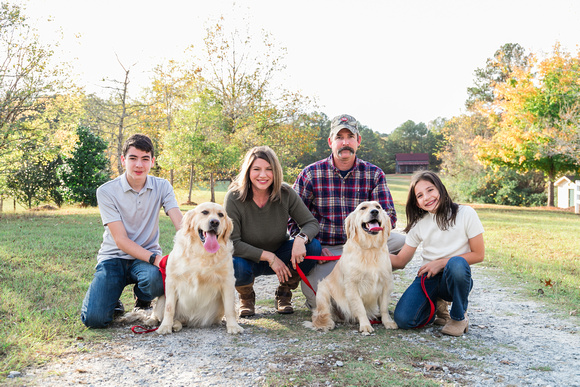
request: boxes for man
[81,134,183,328]
[290,114,405,308]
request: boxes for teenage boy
[81,134,182,328]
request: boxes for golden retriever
[304,201,398,335]
[146,202,243,334]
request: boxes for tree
[466,43,530,110]
[160,15,317,192]
[59,126,110,206]
[474,44,580,206]
[438,113,546,206]
[0,2,68,161]
[88,58,147,175]
[200,17,286,135]
[140,60,200,185]
[382,120,444,173]
[6,139,63,209]
[161,83,246,203]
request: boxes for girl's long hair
[404,170,458,233]
[228,146,283,203]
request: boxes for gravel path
[11,254,580,386]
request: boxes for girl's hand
[417,258,449,278]
[290,238,307,270]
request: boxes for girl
[224,146,322,317]
[390,171,484,336]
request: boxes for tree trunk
[170,169,174,186]
[0,197,3,213]
[115,63,131,175]
[547,170,555,207]
[210,172,215,203]
[188,163,194,203]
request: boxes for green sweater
[224,184,319,262]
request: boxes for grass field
[1,174,579,383]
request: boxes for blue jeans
[394,256,473,329]
[233,239,321,286]
[80,258,164,328]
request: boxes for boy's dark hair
[404,170,458,233]
[122,134,154,157]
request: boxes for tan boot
[236,283,255,317]
[433,298,451,326]
[441,313,469,336]
[275,273,300,314]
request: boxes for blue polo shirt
[96,173,179,263]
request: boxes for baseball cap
[329,114,359,139]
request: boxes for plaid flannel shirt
[289,155,397,246]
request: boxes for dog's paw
[144,317,158,327]
[359,324,374,335]
[227,324,244,334]
[157,324,173,335]
[303,320,333,332]
[172,320,183,332]
[383,321,398,330]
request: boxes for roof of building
[395,153,429,163]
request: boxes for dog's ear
[344,210,357,240]
[383,210,392,237]
[220,213,233,243]
[182,210,197,236]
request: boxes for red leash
[299,255,384,325]
[298,255,341,293]
[415,274,435,329]
[131,325,158,334]
[130,255,169,334]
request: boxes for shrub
[446,167,546,207]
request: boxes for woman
[224,146,322,317]
[390,171,485,336]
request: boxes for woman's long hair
[228,146,283,203]
[404,170,458,233]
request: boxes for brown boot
[433,298,450,326]
[236,283,255,317]
[441,313,469,336]
[275,273,300,314]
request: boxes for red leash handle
[131,325,158,334]
[415,274,435,329]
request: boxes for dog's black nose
[209,219,220,229]
[370,209,379,217]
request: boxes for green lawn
[1,177,579,380]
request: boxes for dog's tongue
[203,232,220,253]
[368,221,383,232]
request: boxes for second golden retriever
[304,201,398,334]
[146,202,243,334]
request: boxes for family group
[80,114,484,337]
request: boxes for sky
[15,0,580,134]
